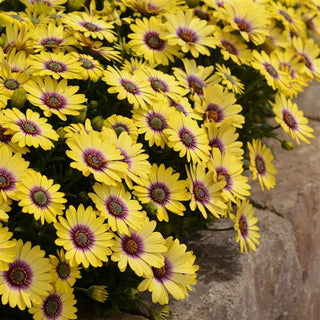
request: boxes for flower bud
[11,88,27,109]
[72,106,87,123]
[125,288,139,300]
[88,100,99,110]
[56,127,67,139]
[68,0,86,11]
[144,201,158,216]
[87,285,108,303]
[186,0,200,8]
[281,140,294,151]
[91,115,104,130]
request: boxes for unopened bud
[91,115,104,130]
[87,285,108,303]
[72,107,87,123]
[11,88,27,109]
[125,288,139,300]
[186,0,200,8]
[56,127,66,139]
[68,0,86,11]
[88,100,99,110]
[144,201,158,216]
[281,140,294,151]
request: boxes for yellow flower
[230,200,260,253]
[0,223,16,271]
[86,285,108,303]
[55,204,114,268]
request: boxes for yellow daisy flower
[0,144,29,203]
[111,220,166,277]
[101,128,151,189]
[169,96,202,120]
[0,239,52,310]
[165,113,211,164]
[138,237,199,305]
[128,16,180,66]
[27,51,83,80]
[66,129,127,186]
[206,120,244,159]
[2,108,59,150]
[195,83,245,128]
[0,124,29,154]
[63,119,93,140]
[270,93,314,144]
[103,114,139,143]
[186,163,227,219]
[214,27,252,65]
[16,169,67,225]
[63,11,116,42]
[173,59,216,99]
[133,164,190,222]
[0,223,16,271]
[24,77,87,121]
[0,201,12,222]
[28,290,77,320]
[55,204,114,268]
[248,139,277,191]
[164,10,218,58]
[230,200,260,253]
[103,66,154,110]
[49,249,81,293]
[213,64,245,95]
[209,148,251,203]
[132,101,175,149]
[89,182,147,235]
[5,48,29,74]
[73,53,104,82]
[221,0,269,45]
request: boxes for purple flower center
[56,262,70,279]
[177,27,199,43]
[216,167,232,190]
[170,100,187,115]
[31,187,51,208]
[18,120,40,136]
[209,137,224,153]
[205,103,224,123]
[299,53,313,71]
[42,293,62,319]
[194,9,210,21]
[121,233,144,256]
[79,57,95,70]
[255,155,266,175]
[0,168,15,191]
[105,197,127,219]
[147,112,167,132]
[187,75,205,95]
[5,260,33,289]
[84,149,107,171]
[221,40,238,55]
[264,63,279,79]
[41,37,62,49]
[121,79,140,94]
[43,93,65,110]
[144,32,165,51]
[112,123,129,137]
[282,110,297,129]
[152,258,172,282]
[179,128,196,148]
[149,183,170,204]
[46,60,65,73]
[239,215,248,238]
[234,18,252,33]
[0,127,12,144]
[149,78,168,92]
[82,22,100,32]
[71,225,94,250]
[193,182,208,203]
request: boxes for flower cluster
[0,0,318,318]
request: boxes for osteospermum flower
[103,115,139,143]
[248,139,277,191]
[28,51,82,80]
[132,101,175,149]
[16,169,67,225]
[230,200,260,253]
[212,64,245,94]
[0,124,29,154]
[2,108,59,150]
[138,237,199,305]
[66,129,127,186]
[0,201,11,221]
[63,11,116,42]
[164,114,211,164]
[164,10,218,58]
[186,163,227,219]
[133,164,190,222]
[128,16,180,66]
[63,119,93,139]
[173,59,216,99]
[24,77,87,121]
[89,182,147,235]
[55,204,114,268]
[73,53,104,82]
[195,84,244,128]
[28,290,77,320]
[0,223,16,271]
[111,220,166,277]
[0,239,52,310]
[0,144,29,203]
[209,149,251,203]
[101,129,151,189]
[270,93,314,144]
[49,249,81,293]
[103,66,154,110]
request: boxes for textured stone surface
[170,210,302,320]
